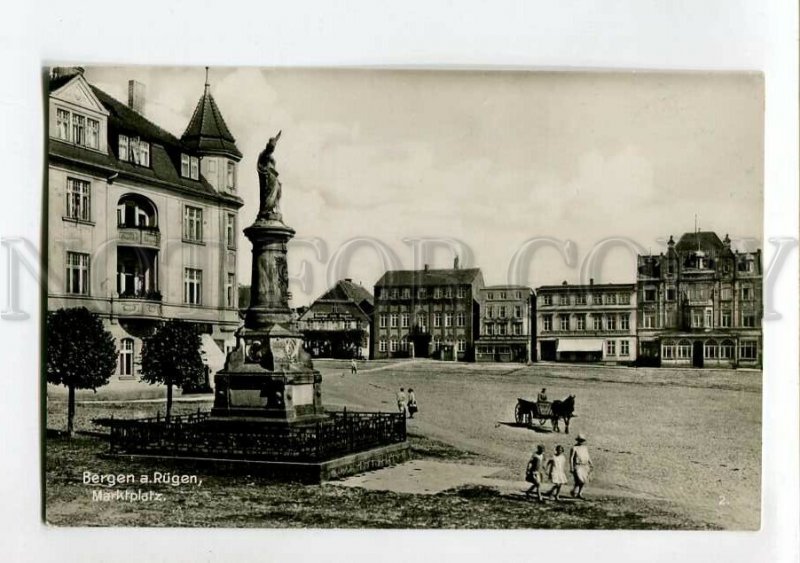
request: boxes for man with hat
[569,433,593,499]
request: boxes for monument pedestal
[211,215,325,425]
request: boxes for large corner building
[47,67,244,382]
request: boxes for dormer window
[226,161,236,190]
[181,154,200,180]
[118,135,150,167]
[55,108,99,149]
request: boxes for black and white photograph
[44,65,764,530]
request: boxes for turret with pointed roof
[181,70,242,161]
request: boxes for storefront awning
[557,338,604,353]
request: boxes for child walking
[545,445,569,501]
[525,445,546,502]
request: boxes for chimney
[128,80,145,114]
[589,278,594,286]
[424,264,429,272]
[453,256,460,270]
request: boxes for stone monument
[212,131,324,423]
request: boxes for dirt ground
[318,359,762,530]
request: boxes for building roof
[316,279,374,307]
[180,84,243,160]
[674,231,725,253]
[536,282,635,292]
[482,285,533,291]
[375,268,482,288]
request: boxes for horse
[550,395,576,434]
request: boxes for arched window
[719,339,735,359]
[677,339,692,359]
[119,338,134,376]
[117,194,158,228]
[704,339,718,359]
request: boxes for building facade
[298,279,374,359]
[47,67,243,383]
[475,286,535,362]
[536,282,638,364]
[636,232,762,368]
[372,262,484,361]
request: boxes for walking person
[569,434,593,499]
[544,445,568,501]
[350,358,358,375]
[407,388,418,418]
[525,445,546,502]
[396,387,408,417]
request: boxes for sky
[83,67,764,307]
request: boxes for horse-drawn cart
[515,398,553,426]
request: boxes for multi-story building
[372,261,484,361]
[636,232,762,368]
[298,279,374,359]
[47,67,243,382]
[536,281,638,364]
[475,286,535,362]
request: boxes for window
[721,310,732,328]
[183,206,203,241]
[575,293,586,305]
[705,308,713,328]
[119,134,129,161]
[739,340,757,360]
[181,154,200,179]
[184,268,202,305]
[401,313,409,328]
[418,288,427,299]
[433,312,442,327]
[604,294,616,305]
[390,289,398,299]
[689,287,705,301]
[119,338,134,376]
[575,315,585,331]
[618,293,630,305]
[606,340,616,356]
[457,339,466,352]
[226,213,236,248]
[486,306,493,318]
[487,292,494,300]
[514,305,522,318]
[456,312,465,327]
[542,315,552,332]
[65,252,89,295]
[390,313,398,328]
[118,135,149,165]
[226,161,236,189]
[484,323,494,336]
[57,109,71,141]
[620,340,629,356]
[86,118,99,149]
[741,312,757,328]
[444,313,453,327]
[499,306,507,318]
[72,114,85,146]
[644,288,656,302]
[379,314,387,328]
[559,294,569,306]
[542,294,552,306]
[592,294,603,305]
[445,287,453,299]
[379,340,387,352]
[666,288,676,302]
[513,323,522,336]
[402,288,411,299]
[498,323,507,335]
[416,314,427,332]
[677,340,692,359]
[691,310,703,328]
[719,340,735,359]
[559,315,569,331]
[662,342,676,359]
[593,315,603,330]
[434,337,442,351]
[704,340,718,359]
[433,287,442,299]
[499,291,507,299]
[401,339,408,351]
[390,338,398,352]
[65,177,91,221]
[738,259,755,273]
[606,315,616,330]
[208,159,217,174]
[225,273,235,308]
[721,287,732,301]
[619,314,630,331]
[642,312,655,329]
[456,287,465,298]
[740,286,753,301]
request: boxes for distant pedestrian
[407,388,418,418]
[351,359,358,375]
[525,445,546,502]
[537,388,548,403]
[545,445,568,500]
[570,434,593,499]
[396,387,408,417]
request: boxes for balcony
[118,225,161,248]
[113,293,163,319]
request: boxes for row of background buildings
[47,68,763,391]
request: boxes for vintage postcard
[44,66,763,530]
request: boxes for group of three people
[396,387,418,418]
[526,434,593,501]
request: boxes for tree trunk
[166,380,173,422]
[67,384,75,437]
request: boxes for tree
[47,307,117,437]
[140,320,205,421]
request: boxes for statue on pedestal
[257,130,283,220]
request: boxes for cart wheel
[514,403,524,424]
